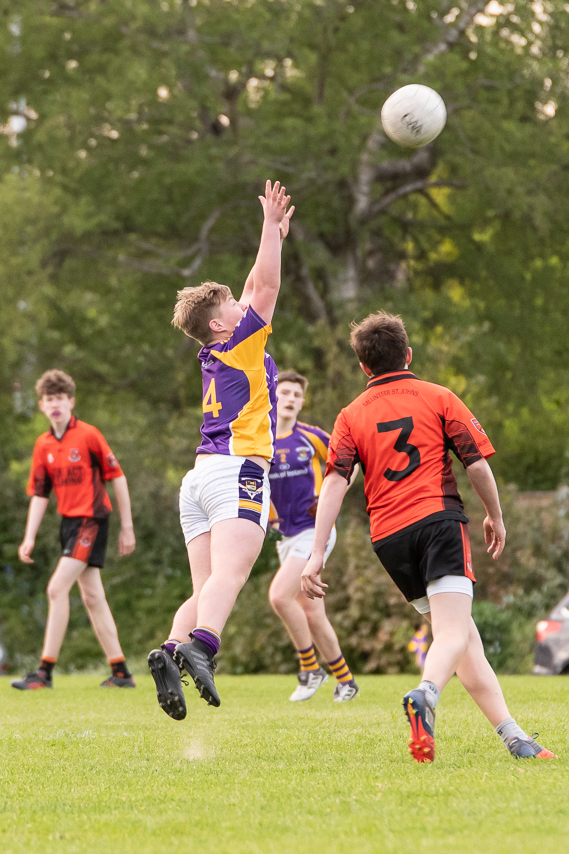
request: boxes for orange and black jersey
[326,371,495,542]
[27,416,124,519]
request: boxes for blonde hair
[35,369,76,398]
[172,281,232,344]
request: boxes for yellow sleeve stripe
[298,426,329,462]
[212,326,269,372]
[312,456,323,496]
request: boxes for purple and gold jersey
[269,421,330,537]
[196,306,278,460]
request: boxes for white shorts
[411,575,474,615]
[179,455,270,545]
[276,526,337,566]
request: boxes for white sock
[418,680,440,709]
[495,718,528,744]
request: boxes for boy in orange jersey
[147,181,294,718]
[268,370,358,702]
[302,311,555,762]
[12,369,136,690]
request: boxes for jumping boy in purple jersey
[268,371,359,702]
[148,181,294,718]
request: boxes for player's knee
[46,579,66,601]
[435,626,469,659]
[79,584,105,610]
[268,586,288,613]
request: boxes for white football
[381,84,447,149]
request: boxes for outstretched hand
[258,180,293,227]
[483,515,506,560]
[301,554,328,600]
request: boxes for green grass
[1,674,568,854]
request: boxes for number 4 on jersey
[203,378,222,418]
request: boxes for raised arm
[466,458,506,559]
[239,266,256,309]
[239,212,293,308]
[18,495,49,563]
[301,470,349,599]
[249,180,293,323]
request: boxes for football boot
[403,688,435,763]
[147,647,187,720]
[100,675,136,688]
[11,671,52,690]
[289,667,328,701]
[333,681,360,702]
[507,734,556,759]
[174,636,220,707]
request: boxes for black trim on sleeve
[439,415,483,468]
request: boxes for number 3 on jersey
[203,378,222,418]
[377,416,420,482]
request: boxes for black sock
[39,658,55,679]
[110,658,132,679]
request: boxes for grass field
[1,673,568,854]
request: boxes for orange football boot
[403,689,435,763]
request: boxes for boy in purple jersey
[148,181,294,718]
[268,371,359,702]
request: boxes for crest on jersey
[297,448,310,462]
[47,453,54,464]
[471,418,486,435]
[68,448,81,462]
[106,453,118,468]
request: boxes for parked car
[533,592,569,675]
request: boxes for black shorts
[60,517,109,568]
[372,518,475,603]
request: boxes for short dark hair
[172,281,232,345]
[350,311,408,376]
[35,369,76,398]
[276,370,308,394]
